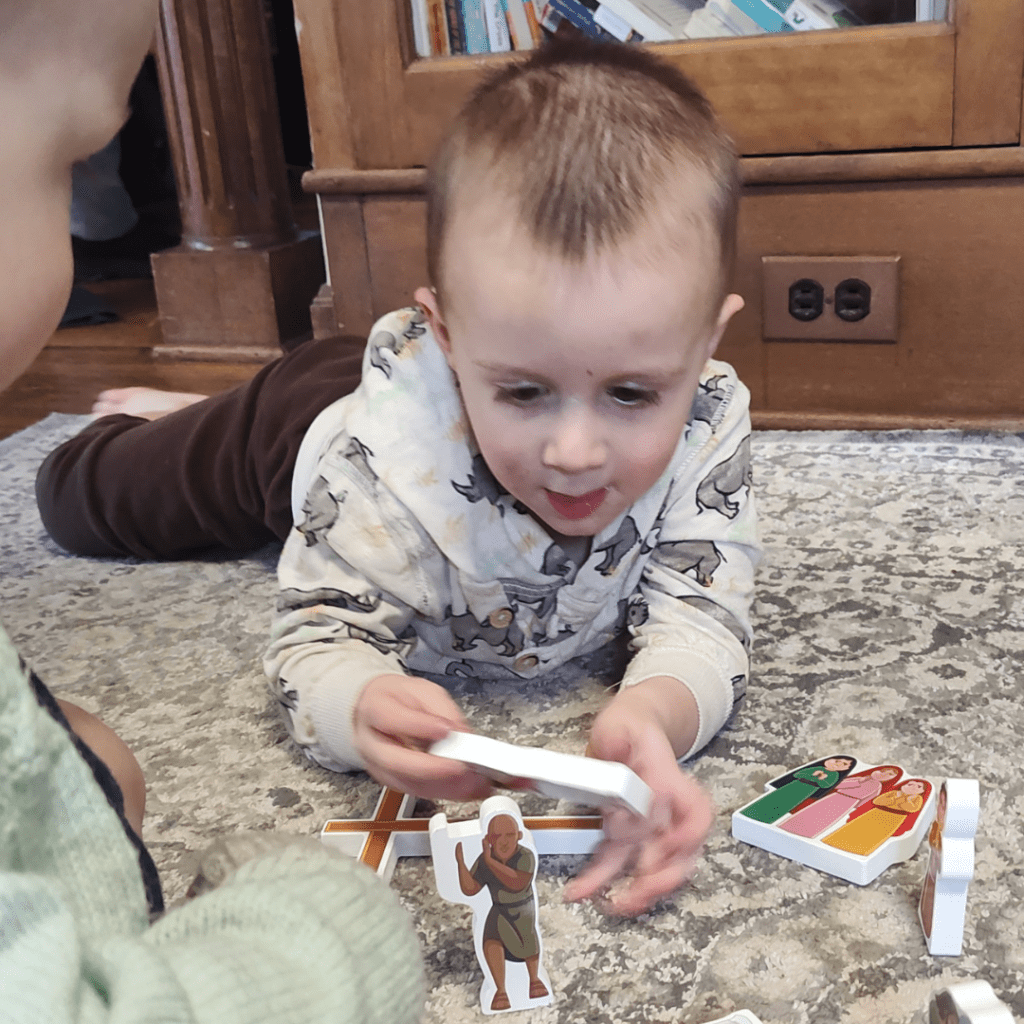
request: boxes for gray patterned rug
[2,414,1022,1024]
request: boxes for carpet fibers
[2,415,1022,1024]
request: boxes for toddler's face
[418,205,742,539]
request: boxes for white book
[684,5,738,37]
[505,0,536,48]
[708,0,765,35]
[597,0,699,41]
[409,0,431,56]
[483,0,512,51]
[783,0,862,30]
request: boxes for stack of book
[409,0,871,55]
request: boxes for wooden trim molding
[304,144,1024,197]
[751,410,1024,432]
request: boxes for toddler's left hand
[564,706,714,916]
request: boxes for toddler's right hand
[354,674,493,800]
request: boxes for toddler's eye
[497,384,546,405]
[609,385,658,407]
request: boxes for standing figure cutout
[919,778,980,956]
[431,796,553,1014]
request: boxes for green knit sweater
[0,623,425,1024]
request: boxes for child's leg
[56,698,146,836]
[36,336,365,559]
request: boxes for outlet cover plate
[762,255,900,342]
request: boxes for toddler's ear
[414,285,452,356]
[705,292,745,359]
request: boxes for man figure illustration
[455,813,550,1012]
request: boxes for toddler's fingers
[363,697,458,747]
[604,856,695,917]
[563,839,632,903]
[363,738,491,800]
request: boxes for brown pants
[36,336,365,559]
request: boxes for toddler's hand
[564,703,714,916]
[354,674,493,801]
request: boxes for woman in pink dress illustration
[778,765,902,839]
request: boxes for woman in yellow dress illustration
[820,778,931,856]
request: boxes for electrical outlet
[762,256,900,342]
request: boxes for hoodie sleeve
[622,372,761,760]
[264,449,448,772]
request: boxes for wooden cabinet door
[293,0,1023,169]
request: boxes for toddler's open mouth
[545,487,607,521]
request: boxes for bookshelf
[293,0,1024,428]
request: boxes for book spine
[539,3,562,31]
[545,0,616,40]
[483,0,512,51]
[426,0,453,52]
[595,0,672,41]
[505,0,537,48]
[409,0,432,55]
[461,0,492,51]
[729,0,793,32]
[523,0,545,44]
[445,0,467,50]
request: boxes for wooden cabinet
[293,0,1024,428]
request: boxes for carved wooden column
[151,0,324,360]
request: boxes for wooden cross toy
[320,733,653,882]
[320,786,605,883]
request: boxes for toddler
[39,39,761,914]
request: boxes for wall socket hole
[835,278,871,322]
[788,278,824,321]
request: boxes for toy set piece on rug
[320,786,605,883]
[428,732,653,816]
[929,980,1015,1024]
[919,779,981,957]
[731,755,936,885]
[430,796,554,1015]
[702,1012,764,1024]
[320,736,651,882]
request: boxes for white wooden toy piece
[429,731,653,816]
[431,795,554,1014]
[321,785,605,882]
[919,778,980,956]
[929,980,1015,1024]
[703,1012,765,1024]
[731,756,937,885]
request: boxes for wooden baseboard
[752,410,1024,432]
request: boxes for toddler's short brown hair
[426,38,740,310]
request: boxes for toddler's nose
[542,405,606,474]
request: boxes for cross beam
[321,786,605,882]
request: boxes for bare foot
[92,386,208,421]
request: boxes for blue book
[445,0,467,51]
[461,0,491,52]
[730,0,793,32]
[546,0,616,40]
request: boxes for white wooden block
[703,1012,765,1024]
[429,732,653,817]
[919,778,980,956]
[731,756,936,885]
[431,795,555,1014]
[929,980,1015,1024]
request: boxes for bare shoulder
[0,0,159,164]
